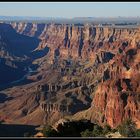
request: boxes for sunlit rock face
[0,22,140,128]
[11,22,140,60]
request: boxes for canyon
[0,22,140,129]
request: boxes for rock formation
[0,22,139,128]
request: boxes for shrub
[103,124,111,134]
[92,124,103,137]
[57,122,80,137]
[118,119,136,137]
[81,129,93,137]
[42,125,58,137]
[135,129,140,137]
[81,124,104,137]
[111,128,117,133]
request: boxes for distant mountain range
[0,15,140,24]
[0,16,63,21]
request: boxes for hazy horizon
[0,15,140,19]
[0,2,140,18]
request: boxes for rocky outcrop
[73,40,140,128]
[88,75,140,128]
[10,22,140,60]
[0,22,140,128]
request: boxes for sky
[0,2,140,18]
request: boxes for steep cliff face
[89,76,140,128]
[0,23,41,85]
[73,41,140,128]
[0,22,140,128]
[11,22,140,60]
[0,23,51,86]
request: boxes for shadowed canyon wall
[0,22,140,128]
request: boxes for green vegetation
[81,129,93,137]
[42,121,114,137]
[42,120,94,137]
[92,124,104,137]
[111,128,117,133]
[135,129,140,137]
[42,125,58,137]
[42,120,110,137]
[41,119,140,137]
[57,122,80,137]
[81,124,109,137]
[103,124,112,135]
[118,119,140,137]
